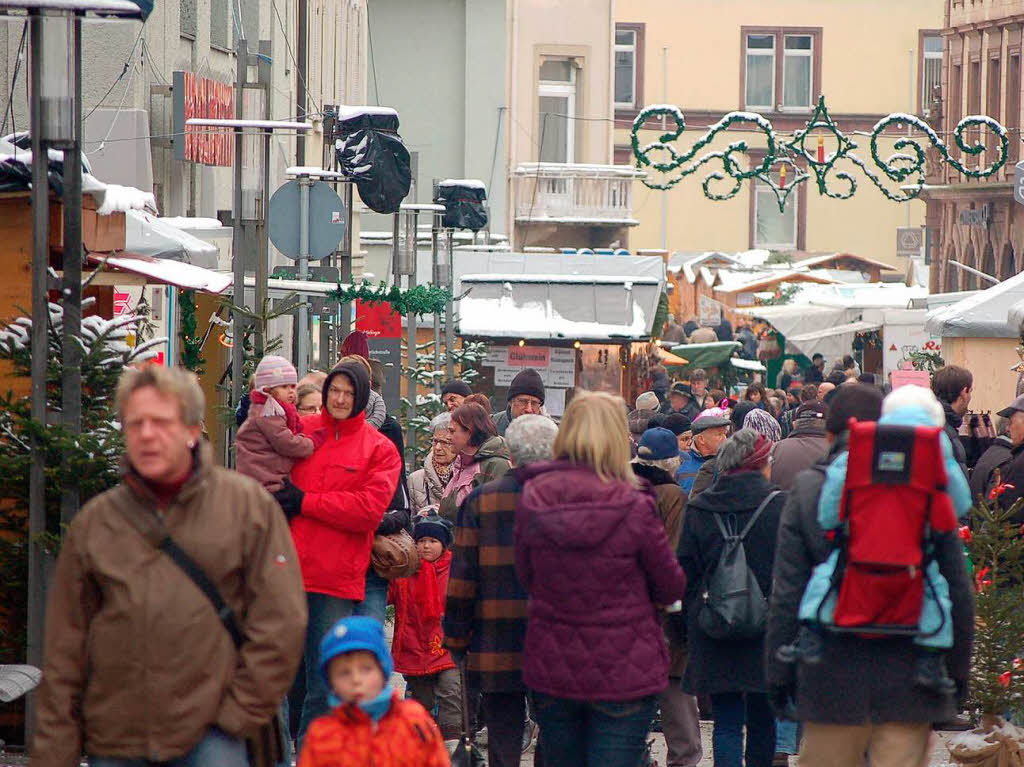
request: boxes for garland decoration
[325,281,452,317]
[178,289,206,373]
[632,96,1009,211]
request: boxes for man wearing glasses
[492,368,545,436]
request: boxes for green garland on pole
[631,95,1009,210]
[178,289,205,374]
[325,281,452,317]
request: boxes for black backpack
[697,490,779,640]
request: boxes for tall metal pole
[60,14,83,526]
[254,128,270,358]
[27,9,50,736]
[431,211,441,387]
[445,230,455,380]
[296,178,311,375]
[341,182,353,337]
[230,38,247,424]
[406,211,418,459]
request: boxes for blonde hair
[338,354,372,377]
[116,365,205,426]
[553,390,639,487]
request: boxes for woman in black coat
[677,428,786,767]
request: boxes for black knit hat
[442,379,473,398]
[508,368,545,404]
[322,360,370,419]
[413,514,453,549]
[661,412,692,436]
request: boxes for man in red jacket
[273,359,402,744]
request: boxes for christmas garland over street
[325,281,453,317]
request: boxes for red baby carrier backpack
[823,419,959,635]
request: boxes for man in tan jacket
[33,366,307,767]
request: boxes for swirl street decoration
[631,96,1009,211]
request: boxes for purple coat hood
[514,460,687,701]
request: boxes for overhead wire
[83,25,145,123]
[270,0,322,114]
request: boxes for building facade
[925,0,1024,294]
[615,0,943,265]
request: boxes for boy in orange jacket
[388,515,462,750]
[298,616,449,767]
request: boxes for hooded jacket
[388,551,456,677]
[971,434,1014,504]
[514,460,687,701]
[33,443,307,765]
[438,436,512,523]
[677,471,786,695]
[290,362,403,600]
[942,400,969,471]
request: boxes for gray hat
[691,413,731,434]
[997,395,1024,418]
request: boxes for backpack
[823,420,958,636]
[697,490,780,640]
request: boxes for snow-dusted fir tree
[0,300,164,662]
[401,338,487,460]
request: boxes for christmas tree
[0,300,164,662]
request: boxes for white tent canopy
[786,320,882,360]
[925,269,1024,338]
[735,304,850,340]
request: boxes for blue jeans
[710,692,776,767]
[532,691,656,767]
[89,727,247,767]
[775,718,800,755]
[296,592,355,746]
[352,568,388,624]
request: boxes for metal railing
[512,163,644,225]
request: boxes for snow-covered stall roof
[713,269,838,295]
[791,253,896,273]
[458,272,663,341]
[87,253,232,293]
[735,304,851,340]
[0,0,143,16]
[666,251,740,283]
[125,210,218,269]
[925,269,1024,338]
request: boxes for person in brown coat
[769,401,829,491]
[33,366,307,767]
[632,427,703,767]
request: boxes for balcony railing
[511,163,644,226]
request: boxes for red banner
[355,301,402,339]
[183,72,234,166]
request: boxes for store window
[614,24,644,111]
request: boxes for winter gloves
[273,479,304,521]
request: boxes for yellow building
[614,0,943,264]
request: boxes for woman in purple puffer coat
[514,390,688,767]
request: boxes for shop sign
[486,345,575,388]
[699,294,723,325]
[355,300,402,339]
[172,70,234,166]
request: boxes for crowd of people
[30,330,1007,767]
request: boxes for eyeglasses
[511,396,542,410]
[297,405,320,414]
[432,438,453,447]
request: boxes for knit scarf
[328,687,394,723]
[432,455,455,490]
[412,551,451,623]
[251,390,302,434]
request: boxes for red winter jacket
[388,551,456,677]
[290,410,402,601]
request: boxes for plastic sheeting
[125,210,219,269]
[435,179,488,231]
[786,320,882,360]
[736,304,851,341]
[926,269,1024,338]
[334,109,411,214]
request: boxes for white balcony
[511,163,644,226]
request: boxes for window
[538,59,577,163]
[753,174,798,249]
[745,34,775,109]
[1008,54,1020,162]
[180,0,196,38]
[742,28,820,112]
[614,25,644,110]
[920,33,942,116]
[950,63,962,158]
[210,0,229,49]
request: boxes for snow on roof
[732,249,773,268]
[185,118,312,131]
[928,269,1024,338]
[0,0,143,16]
[460,273,660,286]
[87,252,231,293]
[438,179,486,189]
[126,210,218,269]
[337,105,399,120]
[792,252,896,272]
[713,269,838,294]
[285,166,348,179]
[159,216,227,231]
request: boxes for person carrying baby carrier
[765,383,974,767]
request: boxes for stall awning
[668,341,741,369]
[660,350,689,367]
[735,304,850,340]
[731,357,767,372]
[925,269,1024,338]
[87,253,232,293]
[458,274,664,340]
[786,320,881,359]
[125,210,219,269]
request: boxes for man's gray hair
[505,414,558,466]
[633,454,681,476]
[716,428,760,474]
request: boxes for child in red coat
[388,514,462,748]
[298,616,449,767]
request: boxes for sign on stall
[699,295,724,326]
[485,345,576,388]
[891,369,931,389]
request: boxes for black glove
[376,509,409,536]
[273,479,304,521]
[769,683,798,720]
